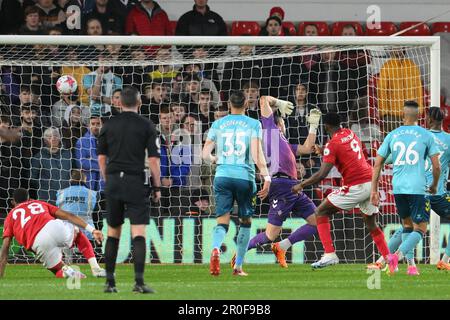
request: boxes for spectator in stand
[119,46,152,92]
[222,43,263,100]
[52,88,90,128]
[19,103,43,157]
[171,101,187,126]
[108,0,138,27]
[197,89,215,134]
[268,6,295,36]
[9,86,34,127]
[125,0,170,36]
[85,0,122,35]
[178,114,203,187]
[259,15,283,36]
[75,116,104,192]
[149,47,179,82]
[82,17,106,54]
[214,104,229,121]
[35,0,66,28]
[31,127,72,204]
[141,80,169,124]
[0,116,21,214]
[298,24,321,81]
[19,5,45,35]
[308,51,339,114]
[82,54,123,117]
[377,48,424,133]
[181,73,202,113]
[110,88,122,116]
[61,105,88,151]
[349,96,381,147]
[242,81,261,120]
[156,106,178,147]
[336,24,369,116]
[175,0,227,57]
[304,24,319,36]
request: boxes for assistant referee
[97,86,161,294]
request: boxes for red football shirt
[323,128,373,187]
[2,200,59,250]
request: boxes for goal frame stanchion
[0,35,441,264]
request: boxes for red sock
[48,261,64,278]
[75,232,95,260]
[316,216,335,254]
[370,227,390,260]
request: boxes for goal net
[0,35,443,265]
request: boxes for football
[56,75,78,94]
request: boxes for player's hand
[275,99,295,118]
[292,183,303,195]
[257,181,270,200]
[307,108,322,127]
[314,144,323,155]
[152,190,161,203]
[92,230,104,245]
[370,191,379,206]
[427,185,438,195]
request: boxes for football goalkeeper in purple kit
[235,95,322,268]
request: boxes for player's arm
[259,96,294,118]
[428,153,441,195]
[202,139,217,164]
[98,155,107,182]
[0,237,11,278]
[292,162,334,194]
[54,209,103,244]
[251,137,271,200]
[0,127,21,143]
[370,155,386,206]
[148,156,161,202]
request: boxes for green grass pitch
[0,264,449,300]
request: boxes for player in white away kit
[0,188,104,278]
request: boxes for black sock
[105,237,120,287]
[132,236,146,286]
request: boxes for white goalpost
[0,35,441,265]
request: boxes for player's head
[229,90,246,112]
[12,188,29,206]
[322,112,341,134]
[70,169,86,185]
[427,106,444,129]
[273,111,286,136]
[121,86,141,110]
[403,100,419,123]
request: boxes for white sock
[407,258,416,267]
[88,257,100,270]
[443,254,450,263]
[376,256,385,264]
[396,251,404,261]
[278,239,292,251]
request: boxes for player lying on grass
[0,188,104,279]
[233,96,321,269]
[371,101,441,276]
[203,91,271,276]
[369,106,450,272]
[292,112,396,270]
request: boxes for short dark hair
[0,116,11,125]
[121,86,140,108]
[112,88,122,95]
[160,105,171,114]
[215,104,229,113]
[184,73,201,83]
[322,112,341,127]
[199,89,211,97]
[229,91,246,108]
[70,169,85,184]
[242,80,260,91]
[428,106,444,122]
[24,5,40,17]
[404,100,419,108]
[13,188,29,205]
[20,85,31,94]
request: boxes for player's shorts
[31,220,75,269]
[213,176,257,218]
[426,194,450,218]
[268,177,316,227]
[105,172,151,227]
[394,194,429,223]
[327,181,378,216]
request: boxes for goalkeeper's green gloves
[274,99,295,118]
[306,108,322,134]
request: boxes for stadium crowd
[0,0,442,236]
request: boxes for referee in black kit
[97,86,161,294]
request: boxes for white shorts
[326,181,378,216]
[31,220,76,269]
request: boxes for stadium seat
[297,21,330,36]
[331,21,364,36]
[365,21,398,36]
[431,22,450,34]
[282,21,297,36]
[168,21,177,36]
[398,22,431,36]
[231,21,261,36]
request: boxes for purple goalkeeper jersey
[261,114,299,179]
